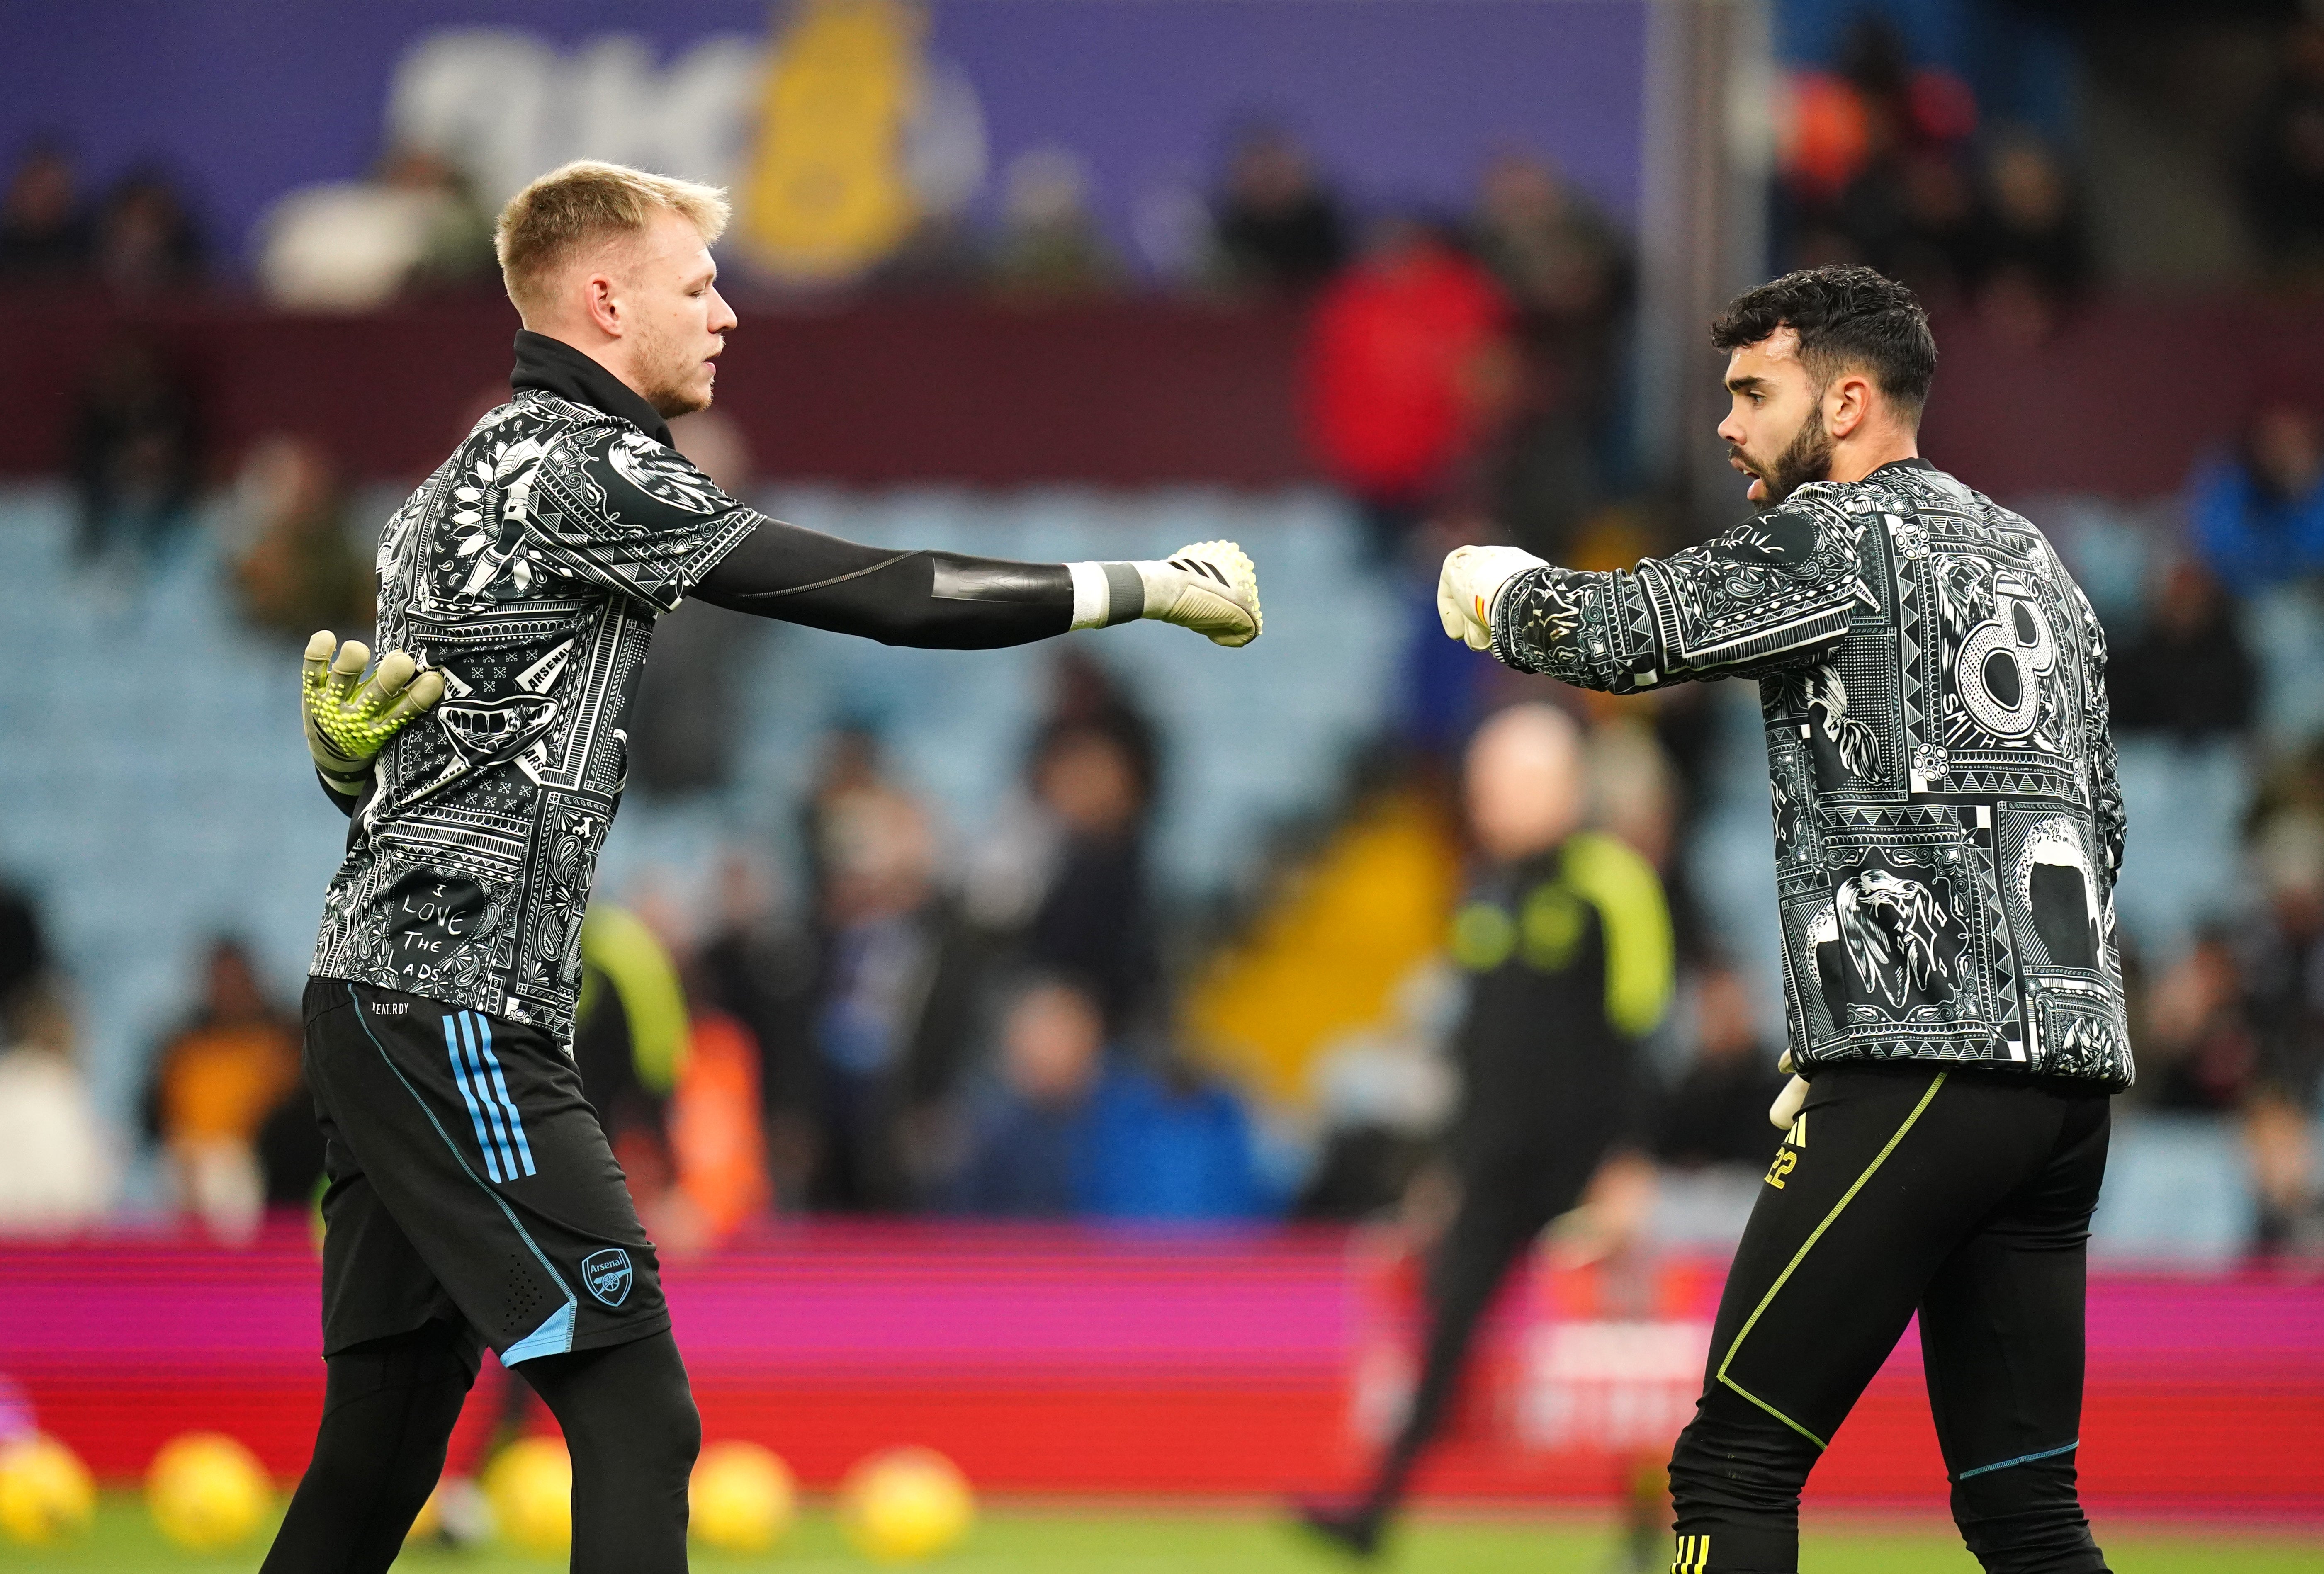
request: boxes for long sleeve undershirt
[690,519,1074,649]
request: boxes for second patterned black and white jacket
[1489,457,2133,1089]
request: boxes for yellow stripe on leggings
[1711,1072,1949,1453]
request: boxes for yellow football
[0,1435,96,1545]
[690,1438,796,1552]
[839,1445,975,1563]
[146,1432,270,1550]
[483,1436,571,1555]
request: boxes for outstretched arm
[1437,489,1871,691]
[692,520,1261,650]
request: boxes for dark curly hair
[1710,265,1937,415]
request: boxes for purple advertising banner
[0,0,1648,276]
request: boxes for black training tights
[1667,1066,2112,1574]
[262,1324,700,1574]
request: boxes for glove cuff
[1065,561,1147,629]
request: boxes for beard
[633,318,712,418]
[1734,410,1835,510]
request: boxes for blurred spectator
[989,147,1119,298]
[2243,18,2324,282]
[1303,218,1514,558]
[2232,814,2324,1256]
[0,982,115,1234]
[690,852,819,1209]
[963,651,1163,1033]
[630,411,758,794]
[258,145,495,310]
[2139,928,2255,1114]
[1778,15,1979,284]
[1971,135,2090,310]
[89,166,204,296]
[142,939,300,1240]
[1470,153,1633,556]
[809,774,985,1209]
[0,139,90,281]
[573,904,691,1157]
[1212,126,1349,294]
[948,977,1105,1217]
[1654,963,1783,1171]
[227,434,373,638]
[1021,723,1162,1035]
[800,725,890,923]
[2106,559,2257,742]
[2187,396,2324,595]
[951,975,1270,1221]
[665,1006,772,1244]
[70,336,201,566]
[1082,1051,1271,1220]
[1470,153,1627,329]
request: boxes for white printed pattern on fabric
[311,392,757,1040]
[1494,464,2132,1088]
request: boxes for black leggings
[1667,1066,2112,1574]
[262,1324,699,1574]
[1353,1144,1603,1527]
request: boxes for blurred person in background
[1778,15,1979,285]
[2186,391,2324,595]
[2243,17,2324,284]
[1212,124,1349,295]
[1080,1046,1270,1221]
[1439,266,2128,1574]
[2137,926,2254,1115]
[70,335,201,568]
[258,144,496,310]
[1470,151,1634,560]
[1303,216,1515,562]
[2231,814,2324,1257]
[142,938,300,1241]
[277,160,1258,1573]
[989,146,1119,298]
[948,976,1105,1217]
[950,975,1270,1221]
[1657,962,1787,1173]
[1301,702,1672,1557]
[0,138,89,280]
[964,650,1161,943]
[689,852,817,1210]
[89,164,205,296]
[0,981,116,1235]
[229,434,374,639]
[662,959,773,1245]
[1019,721,1163,1037]
[809,778,985,1210]
[570,904,691,1222]
[2105,557,2256,742]
[1970,136,2089,323]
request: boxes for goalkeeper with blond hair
[272,159,1260,1574]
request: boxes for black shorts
[301,976,670,1365]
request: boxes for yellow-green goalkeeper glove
[302,630,445,797]
[1068,540,1263,647]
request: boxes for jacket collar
[509,330,672,447]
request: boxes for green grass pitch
[5,1498,2317,1571]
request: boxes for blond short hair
[494,160,731,316]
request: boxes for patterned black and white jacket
[1491,458,2133,1089]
